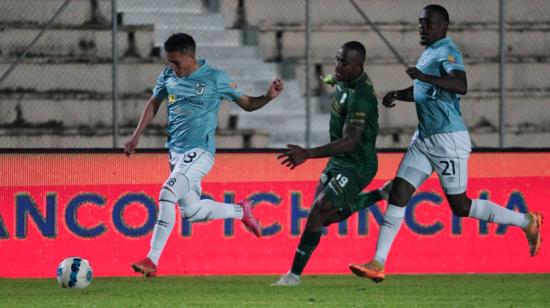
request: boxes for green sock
[352,190,382,211]
[290,230,321,275]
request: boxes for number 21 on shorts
[440,160,456,175]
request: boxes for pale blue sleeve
[152,67,169,100]
[216,70,244,101]
[439,46,465,73]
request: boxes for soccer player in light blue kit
[124,33,284,277]
[349,4,542,282]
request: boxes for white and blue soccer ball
[56,257,93,289]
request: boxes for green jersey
[328,72,379,168]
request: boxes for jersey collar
[427,37,450,50]
[188,58,208,77]
[342,72,367,89]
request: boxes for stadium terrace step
[118,0,203,14]
[259,26,550,63]
[0,62,282,93]
[0,94,239,131]
[230,91,322,117]
[224,0,550,26]
[373,96,550,131]
[0,26,154,60]
[0,79,304,130]
[154,27,242,47]
[120,12,226,29]
[232,112,331,147]
[294,62,550,96]
[197,46,260,61]
[0,98,168,128]
[0,0,111,26]
[0,128,269,149]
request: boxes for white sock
[374,204,406,265]
[147,200,176,265]
[198,199,244,220]
[469,199,529,228]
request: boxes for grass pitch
[1,274,549,307]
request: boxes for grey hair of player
[341,41,366,65]
[164,32,196,55]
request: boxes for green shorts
[320,162,378,217]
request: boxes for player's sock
[148,200,176,265]
[198,199,244,220]
[469,199,530,228]
[353,191,382,211]
[374,204,406,264]
[290,230,321,275]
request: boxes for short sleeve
[439,46,465,73]
[152,66,169,100]
[216,70,243,101]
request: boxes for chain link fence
[1,0,549,149]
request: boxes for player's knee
[388,178,415,206]
[388,190,409,207]
[159,186,178,204]
[304,207,323,231]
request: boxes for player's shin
[374,204,406,264]
[148,189,177,265]
[290,230,321,275]
[469,199,529,228]
[353,191,382,211]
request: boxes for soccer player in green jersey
[272,41,391,286]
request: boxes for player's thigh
[167,148,214,204]
[396,137,433,190]
[426,131,471,195]
[322,164,376,217]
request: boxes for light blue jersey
[414,37,467,138]
[152,59,243,154]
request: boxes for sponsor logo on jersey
[168,94,177,104]
[339,93,347,104]
[196,83,206,95]
[447,55,456,63]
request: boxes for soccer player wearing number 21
[124,33,284,277]
[349,4,542,283]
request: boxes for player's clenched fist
[267,79,284,100]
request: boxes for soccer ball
[56,257,93,289]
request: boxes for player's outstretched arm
[124,96,163,157]
[382,86,414,108]
[234,79,284,112]
[278,124,362,169]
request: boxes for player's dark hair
[164,33,196,54]
[424,4,450,23]
[342,41,366,64]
